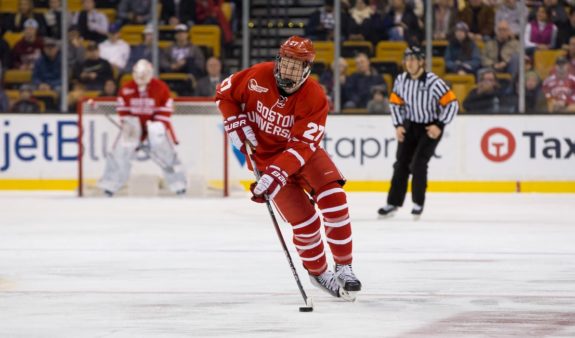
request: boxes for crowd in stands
[306,0,575,113]
[0,0,574,113]
[0,0,233,112]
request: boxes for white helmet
[133,59,153,89]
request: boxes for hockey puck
[299,306,313,312]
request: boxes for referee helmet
[403,45,425,60]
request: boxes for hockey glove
[224,114,258,153]
[250,165,288,203]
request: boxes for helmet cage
[274,55,312,91]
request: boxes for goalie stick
[245,142,314,312]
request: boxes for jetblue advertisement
[0,114,574,189]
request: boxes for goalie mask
[133,59,154,90]
[274,36,315,93]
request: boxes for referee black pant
[387,120,442,207]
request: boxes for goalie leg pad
[146,121,188,193]
[97,118,141,193]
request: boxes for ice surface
[1,192,575,337]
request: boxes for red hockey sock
[291,211,327,276]
[315,183,353,265]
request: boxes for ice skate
[411,204,423,220]
[309,270,341,299]
[378,204,398,218]
[335,264,362,301]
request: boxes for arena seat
[0,0,18,12]
[342,40,373,58]
[534,49,567,80]
[159,73,195,96]
[313,41,334,65]
[33,90,59,111]
[3,70,32,89]
[432,57,446,77]
[190,25,221,58]
[3,31,24,48]
[444,74,476,112]
[375,41,407,65]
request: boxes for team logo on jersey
[277,95,288,108]
[248,79,269,93]
[123,88,135,95]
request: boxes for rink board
[0,114,574,192]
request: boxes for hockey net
[77,97,248,197]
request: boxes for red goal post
[77,97,242,197]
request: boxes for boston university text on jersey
[248,100,295,139]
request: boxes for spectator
[457,0,495,41]
[343,53,385,109]
[100,79,118,97]
[118,0,152,25]
[494,0,527,37]
[521,70,548,113]
[161,0,196,26]
[73,0,109,43]
[160,0,196,26]
[544,0,570,49]
[98,23,130,72]
[481,20,520,76]
[320,57,348,106]
[72,42,114,91]
[44,0,70,39]
[126,24,153,72]
[67,83,87,112]
[10,19,44,70]
[567,36,575,73]
[383,0,423,44]
[432,0,458,40]
[160,24,205,77]
[559,9,575,49]
[11,84,41,113]
[5,0,47,36]
[194,0,232,43]
[366,85,390,114]
[305,0,350,41]
[67,25,85,70]
[445,22,481,75]
[0,36,9,72]
[0,87,9,112]
[542,57,575,112]
[463,68,504,113]
[32,38,62,91]
[524,6,557,54]
[195,57,224,97]
[348,0,374,41]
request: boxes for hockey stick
[245,142,314,312]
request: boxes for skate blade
[377,210,397,219]
[412,214,421,221]
[339,289,358,302]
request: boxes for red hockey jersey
[117,78,177,143]
[215,62,329,175]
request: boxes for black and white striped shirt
[389,71,458,127]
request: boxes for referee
[378,45,458,218]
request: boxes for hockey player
[215,36,361,300]
[98,59,187,196]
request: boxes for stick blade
[299,297,313,312]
